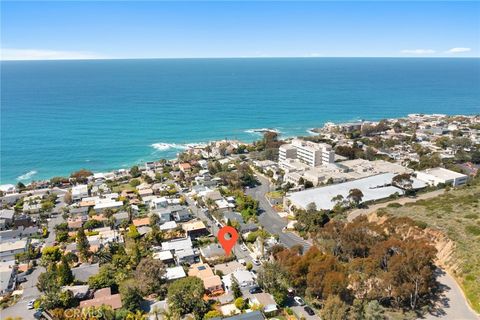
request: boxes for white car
[240,244,248,251]
[238,259,246,265]
[27,300,35,309]
[252,259,261,266]
[294,296,305,306]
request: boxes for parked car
[238,259,246,265]
[240,244,248,251]
[294,296,305,306]
[27,300,35,309]
[249,286,262,294]
[304,306,315,316]
[252,259,261,266]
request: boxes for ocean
[1,58,479,184]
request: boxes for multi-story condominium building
[279,139,334,167]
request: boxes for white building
[72,185,89,201]
[416,167,468,187]
[279,139,334,167]
[0,239,28,262]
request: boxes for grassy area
[379,182,480,313]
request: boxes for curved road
[246,175,311,251]
[250,176,478,319]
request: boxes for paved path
[347,189,446,222]
[246,175,311,251]
[422,268,479,320]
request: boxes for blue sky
[1,1,479,60]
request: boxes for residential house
[72,263,100,283]
[182,220,208,239]
[0,209,14,229]
[79,287,122,310]
[200,243,225,262]
[0,261,16,294]
[249,293,278,316]
[223,270,256,291]
[0,239,28,262]
[188,263,224,295]
[165,266,186,281]
[72,185,89,201]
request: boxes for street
[246,175,312,252]
[1,200,66,319]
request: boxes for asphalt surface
[1,200,66,320]
[246,175,311,252]
[422,268,479,320]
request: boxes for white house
[72,185,89,201]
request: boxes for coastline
[4,112,480,185]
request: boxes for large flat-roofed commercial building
[279,139,334,167]
[416,167,468,187]
[286,173,407,212]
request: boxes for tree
[204,310,222,319]
[76,227,90,261]
[70,169,93,183]
[64,191,73,205]
[84,219,103,231]
[41,246,62,265]
[392,173,413,191]
[120,280,143,312]
[135,257,166,296]
[364,300,384,320]
[16,181,26,191]
[130,178,141,187]
[88,263,118,290]
[167,277,206,318]
[234,297,247,310]
[130,165,141,178]
[257,262,289,305]
[231,275,242,299]
[127,224,141,240]
[348,189,364,207]
[246,262,253,271]
[320,295,349,320]
[38,264,60,292]
[57,256,74,286]
[41,200,55,212]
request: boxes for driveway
[246,175,311,251]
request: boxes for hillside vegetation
[378,178,480,313]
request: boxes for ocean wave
[151,142,188,151]
[151,141,209,152]
[244,128,281,135]
[17,170,38,181]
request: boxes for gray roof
[223,311,264,320]
[223,212,243,224]
[72,263,100,283]
[0,226,39,241]
[287,173,405,211]
[0,209,14,220]
[200,243,225,258]
[113,211,129,221]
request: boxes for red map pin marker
[217,226,238,256]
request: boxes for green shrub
[414,220,428,230]
[387,202,402,208]
[465,225,480,236]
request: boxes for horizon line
[2,56,480,62]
